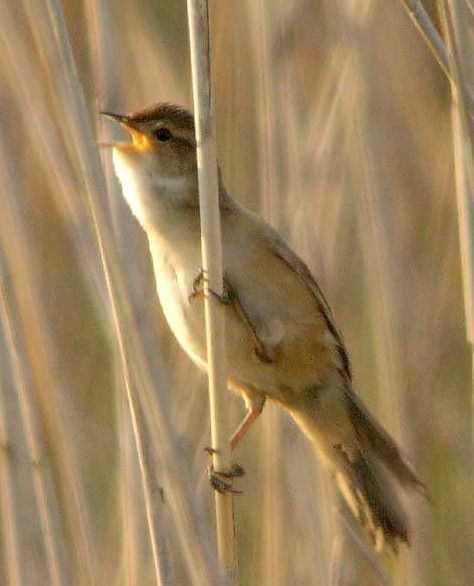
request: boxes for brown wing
[264,226,352,382]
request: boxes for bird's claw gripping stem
[188,268,232,304]
[208,463,245,494]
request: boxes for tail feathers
[333,443,410,552]
[344,389,426,496]
[289,386,425,552]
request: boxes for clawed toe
[207,463,245,494]
[188,270,233,305]
[188,269,204,303]
[204,445,219,456]
[222,462,245,478]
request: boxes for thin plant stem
[0,278,22,586]
[251,3,284,584]
[85,1,172,582]
[466,0,474,18]
[439,0,474,440]
[21,0,218,582]
[339,7,410,581]
[186,0,237,583]
[0,125,94,583]
[0,279,63,586]
[395,0,474,113]
[117,389,141,585]
[338,514,390,586]
[396,0,452,79]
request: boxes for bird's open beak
[101,111,152,150]
[101,111,133,128]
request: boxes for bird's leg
[230,396,266,450]
[188,268,233,304]
[204,393,265,491]
[190,270,275,363]
[230,296,275,363]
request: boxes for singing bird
[103,102,424,552]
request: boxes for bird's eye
[153,127,173,142]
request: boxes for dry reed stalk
[0,422,21,586]
[251,3,285,584]
[84,4,141,579]
[3,0,471,582]
[347,73,408,586]
[338,516,389,586]
[2,6,217,584]
[299,61,354,582]
[85,1,173,581]
[466,0,474,17]
[0,281,63,586]
[439,1,474,438]
[21,0,218,583]
[117,391,142,585]
[0,280,22,586]
[0,128,95,582]
[337,6,412,583]
[186,0,237,582]
[278,56,338,586]
[0,231,94,581]
[395,0,474,113]
[0,2,105,296]
[396,0,452,79]
[22,0,168,586]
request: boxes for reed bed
[0,0,472,584]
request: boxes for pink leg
[230,403,264,450]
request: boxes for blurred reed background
[0,0,472,584]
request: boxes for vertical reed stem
[0,276,22,586]
[395,0,474,112]
[439,0,474,439]
[0,282,63,586]
[186,1,237,583]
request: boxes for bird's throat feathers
[112,145,198,229]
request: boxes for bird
[102,102,425,552]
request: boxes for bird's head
[102,103,200,224]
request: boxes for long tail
[288,385,425,552]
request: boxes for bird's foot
[188,268,206,302]
[204,447,244,493]
[188,269,233,304]
[208,463,245,494]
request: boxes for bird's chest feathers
[112,149,156,226]
[150,245,207,366]
[112,148,196,228]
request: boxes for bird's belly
[152,257,333,401]
[154,260,208,369]
[153,259,274,389]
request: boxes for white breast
[111,148,208,364]
[148,238,208,370]
[112,148,196,229]
[112,148,155,227]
